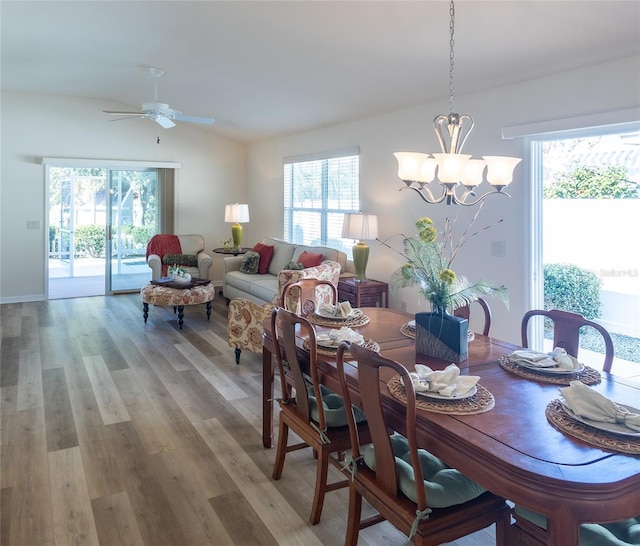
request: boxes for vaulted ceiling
[2,1,639,143]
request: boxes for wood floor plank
[0,337,20,387]
[0,386,17,488]
[195,417,326,546]
[48,446,100,546]
[104,421,185,546]
[7,407,54,546]
[110,368,175,455]
[209,490,280,546]
[38,324,71,371]
[17,346,44,411]
[141,328,193,372]
[1,486,11,546]
[66,385,127,499]
[128,335,217,423]
[83,355,131,425]
[173,341,247,401]
[0,304,21,339]
[91,491,146,546]
[153,449,237,545]
[43,367,79,452]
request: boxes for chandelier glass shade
[394,2,521,206]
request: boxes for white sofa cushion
[261,237,296,276]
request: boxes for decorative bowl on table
[171,273,191,284]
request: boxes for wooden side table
[337,278,389,308]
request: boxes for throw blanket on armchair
[146,234,182,276]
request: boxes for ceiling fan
[103,67,214,129]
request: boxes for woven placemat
[303,338,380,358]
[307,312,371,328]
[400,323,416,339]
[387,375,495,415]
[499,356,601,386]
[545,399,640,455]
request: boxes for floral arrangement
[168,264,188,278]
[381,205,509,314]
[220,237,233,250]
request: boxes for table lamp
[224,203,250,250]
[342,212,378,282]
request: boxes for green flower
[383,204,510,314]
[438,269,456,284]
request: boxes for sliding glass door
[107,169,159,292]
[47,165,171,298]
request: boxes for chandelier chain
[449,0,455,115]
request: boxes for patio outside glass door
[107,169,159,292]
[48,166,161,298]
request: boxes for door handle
[107,225,112,240]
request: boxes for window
[284,148,359,256]
[528,126,639,367]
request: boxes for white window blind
[284,149,359,256]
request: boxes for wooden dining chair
[280,278,338,316]
[454,297,492,336]
[521,308,615,372]
[270,307,369,525]
[335,342,510,546]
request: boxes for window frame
[283,147,360,256]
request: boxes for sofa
[222,236,351,305]
[146,234,213,281]
[226,237,353,363]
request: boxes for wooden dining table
[261,307,640,546]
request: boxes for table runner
[499,356,601,386]
[387,375,494,415]
[545,399,640,455]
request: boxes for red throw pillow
[297,251,323,268]
[253,243,275,274]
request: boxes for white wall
[246,56,640,345]
[0,92,247,301]
[3,57,639,345]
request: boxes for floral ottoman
[140,283,216,329]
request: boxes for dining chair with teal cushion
[335,341,510,546]
[270,307,370,525]
[511,505,640,545]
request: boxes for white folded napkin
[407,363,480,397]
[559,380,640,432]
[316,326,364,347]
[320,301,355,318]
[510,347,581,370]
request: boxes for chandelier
[394,0,521,206]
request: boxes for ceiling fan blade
[173,113,214,125]
[108,115,146,123]
[103,110,145,116]
[153,116,176,129]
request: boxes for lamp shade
[342,213,379,241]
[224,203,250,223]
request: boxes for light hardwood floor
[1,292,498,546]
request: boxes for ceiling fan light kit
[103,67,214,129]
